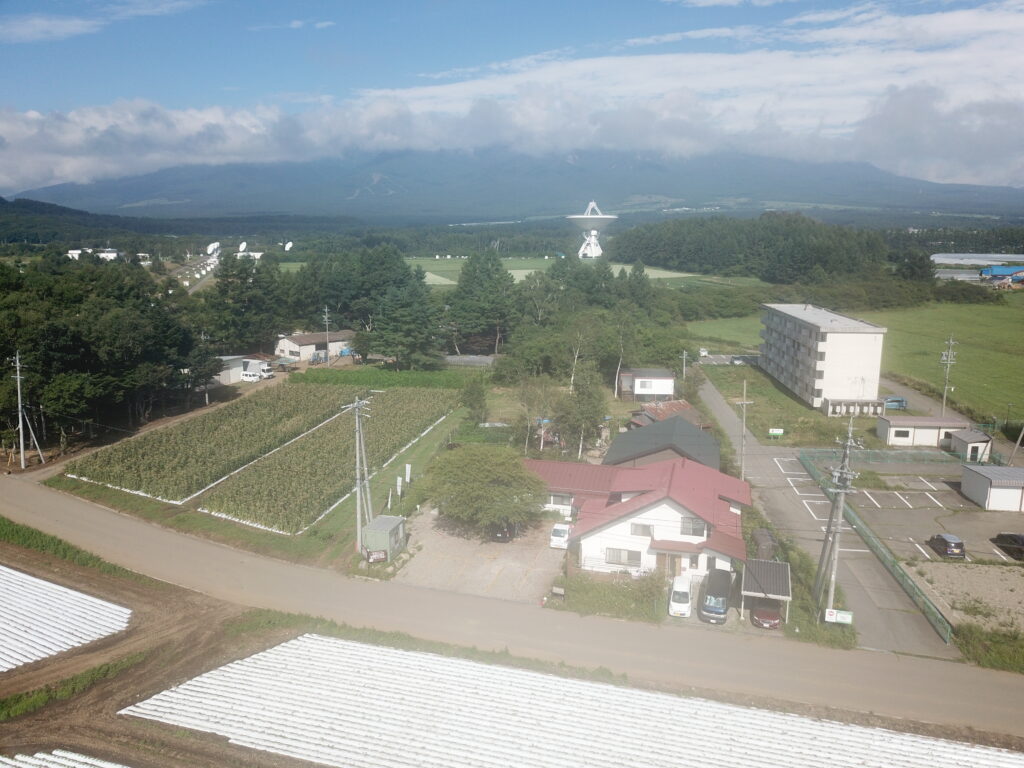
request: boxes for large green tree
[446,251,516,354]
[426,445,545,534]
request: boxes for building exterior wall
[960,468,991,508]
[950,435,991,463]
[214,357,245,385]
[577,501,717,576]
[275,338,351,361]
[759,305,884,414]
[987,486,1024,512]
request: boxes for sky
[2,0,1024,195]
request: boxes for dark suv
[993,533,1024,560]
[926,533,965,559]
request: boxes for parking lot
[394,508,566,603]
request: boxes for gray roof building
[603,415,720,471]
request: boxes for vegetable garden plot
[200,388,456,534]
[121,634,1024,768]
[66,384,363,502]
[0,564,132,672]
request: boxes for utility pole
[13,351,24,470]
[679,350,688,381]
[813,418,860,617]
[940,335,957,417]
[737,379,753,482]
[353,398,374,554]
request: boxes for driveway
[394,508,565,603]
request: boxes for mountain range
[13,150,1024,225]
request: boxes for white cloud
[5,1,1024,191]
[0,0,203,44]
[247,19,336,32]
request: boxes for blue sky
[2,0,1024,194]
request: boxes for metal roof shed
[362,515,406,563]
[740,559,792,623]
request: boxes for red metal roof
[525,458,749,559]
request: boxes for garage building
[961,465,1024,512]
[876,415,971,450]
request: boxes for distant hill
[15,150,1024,224]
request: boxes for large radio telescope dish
[238,241,248,253]
[566,201,617,259]
[284,241,293,252]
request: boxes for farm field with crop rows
[200,387,457,533]
[66,383,363,502]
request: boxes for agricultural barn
[961,465,1024,512]
[876,415,971,450]
[759,304,886,417]
[949,429,993,463]
[275,330,355,362]
[618,368,675,403]
[603,415,720,471]
[525,457,749,579]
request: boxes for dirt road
[3,472,1024,741]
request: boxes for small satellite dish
[284,241,293,252]
[239,241,248,253]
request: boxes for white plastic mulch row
[120,634,1024,768]
[0,565,132,673]
[0,750,132,768]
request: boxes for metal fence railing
[801,447,1007,467]
[798,452,954,644]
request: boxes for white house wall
[819,333,883,402]
[634,378,675,397]
[960,469,991,509]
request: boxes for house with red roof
[525,458,750,579]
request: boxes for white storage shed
[275,330,355,362]
[876,415,971,449]
[961,465,1024,512]
[949,430,992,463]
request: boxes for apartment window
[813,388,823,398]
[894,429,910,438]
[817,352,826,361]
[606,548,641,567]
[680,517,707,537]
[815,370,824,379]
[549,493,572,506]
[630,523,652,537]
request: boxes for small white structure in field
[618,367,675,403]
[961,465,1024,512]
[876,415,971,450]
[759,304,887,417]
[566,200,617,259]
[275,330,355,362]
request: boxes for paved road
[3,473,1023,739]
[698,377,958,659]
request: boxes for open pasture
[66,384,362,502]
[0,564,132,672]
[199,387,457,534]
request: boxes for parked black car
[993,533,1024,560]
[926,533,966,559]
[489,520,520,542]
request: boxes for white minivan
[549,523,571,549]
[668,575,692,618]
[241,370,261,383]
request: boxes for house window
[638,380,652,390]
[943,431,952,439]
[815,370,824,379]
[813,388,823,398]
[630,523,652,537]
[817,352,826,361]
[689,554,700,569]
[680,518,707,537]
[606,548,642,567]
[549,493,572,506]
[894,429,910,438]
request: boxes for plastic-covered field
[122,634,1024,768]
[0,751,132,767]
[0,565,131,672]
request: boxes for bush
[955,623,1024,673]
[551,571,667,623]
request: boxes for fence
[801,446,1007,467]
[798,452,954,644]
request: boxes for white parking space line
[773,457,807,475]
[924,492,944,508]
[992,548,1010,562]
[803,499,832,521]
[788,477,825,496]
[894,492,914,508]
[841,547,870,553]
[862,491,881,508]
[918,476,937,490]
[910,538,932,559]
[965,554,972,563]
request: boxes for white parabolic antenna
[207,241,221,256]
[566,201,617,259]
[285,241,293,252]
[238,241,247,253]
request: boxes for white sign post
[824,609,854,624]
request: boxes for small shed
[618,367,676,403]
[362,515,407,563]
[275,330,356,362]
[961,465,1024,512]
[740,558,792,623]
[214,355,246,385]
[876,415,971,449]
[949,429,992,463]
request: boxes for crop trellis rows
[66,384,364,501]
[200,387,457,533]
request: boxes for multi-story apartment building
[759,304,887,417]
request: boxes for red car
[750,598,782,630]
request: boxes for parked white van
[668,576,692,618]
[241,370,261,383]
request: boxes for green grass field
[689,294,1024,421]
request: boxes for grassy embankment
[688,295,1024,424]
